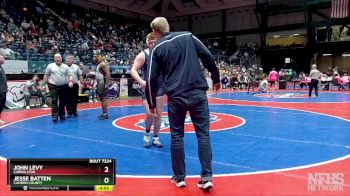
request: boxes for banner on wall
[28,61,48,73]
[3,60,28,74]
[5,81,27,109]
[129,79,142,97]
[107,79,119,99]
[119,78,128,98]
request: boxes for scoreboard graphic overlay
[7,158,115,191]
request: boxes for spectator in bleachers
[299,72,307,89]
[82,74,97,102]
[0,8,7,19]
[341,73,349,85]
[0,53,7,125]
[73,51,80,64]
[229,74,239,90]
[109,57,117,67]
[221,75,229,89]
[0,0,153,72]
[334,73,348,90]
[24,74,49,109]
[79,62,89,76]
[0,44,16,59]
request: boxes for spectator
[109,57,117,67]
[299,72,307,89]
[268,67,278,90]
[73,51,80,64]
[0,44,16,59]
[257,75,268,93]
[24,74,49,109]
[82,75,98,102]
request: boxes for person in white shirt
[257,76,269,93]
[309,64,321,97]
[43,53,73,123]
[66,54,83,118]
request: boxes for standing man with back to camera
[309,64,321,97]
[66,54,84,118]
[146,17,220,191]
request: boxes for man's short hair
[150,17,170,33]
[146,32,156,45]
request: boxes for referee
[66,54,83,117]
[44,53,73,123]
[309,64,320,97]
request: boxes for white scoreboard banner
[6,80,27,109]
[119,78,128,99]
[2,60,28,74]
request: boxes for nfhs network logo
[307,173,344,192]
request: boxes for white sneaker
[171,176,186,188]
[42,104,48,108]
[197,180,213,190]
[0,119,6,124]
[89,99,93,102]
[152,137,164,148]
[93,98,98,102]
[26,106,30,110]
[143,133,151,148]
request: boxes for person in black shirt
[146,17,220,190]
[0,54,7,125]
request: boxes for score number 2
[102,166,111,184]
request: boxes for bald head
[54,53,62,65]
[312,64,317,69]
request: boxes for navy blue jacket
[145,32,220,109]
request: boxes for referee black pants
[48,84,68,120]
[66,83,79,115]
[309,79,319,97]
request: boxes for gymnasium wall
[318,56,350,73]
